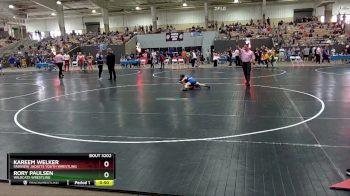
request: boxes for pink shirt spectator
[316,47,322,55]
[239,49,255,63]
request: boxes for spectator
[159,53,165,69]
[205,49,211,64]
[8,55,16,68]
[96,51,104,80]
[303,46,310,61]
[227,47,233,66]
[315,46,322,64]
[190,50,197,68]
[213,51,219,67]
[77,52,85,71]
[234,48,240,66]
[63,53,70,72]
[322,47,330,63]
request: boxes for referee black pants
[241,62,251,82]
[57,63,63,78]
[108,65,116,80]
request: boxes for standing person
[238,44,255,86]
[54,52,64,79]
[227,47,233,66]
[269,49,276,68]
[15,56,21,69]
[8,55,16,69]
[159,52,165,69]
[330,47,336,56]
[322,47,330,63]
[87,53,94,71]
[96,51,104,80]
[234,48,241,66]
[254,48,262,65]
[278,47,285,62]
[309,47,313,62]
[315,46,322,64]
[190,50,197,68]
[213,51,219,67]
[63,52,70,72]
[76,52,85,71]
[200,52,205,65]
[206,49,211,64]
[181,50,187,65]
[303,46,310,62]
[311,46,316,62]
[106,48,116,81]
[151,50,157,68]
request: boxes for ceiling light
[233,0,239,3]
[182,2,187,7]
[136,6,141,10]
[9,5,15,9]
[56,1,62,5]
[92,9,96,13]
[51,13,56,16]
[13,16,16,19]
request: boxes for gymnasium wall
[213,38,274,53]
[72,45,125,64]
[315,0,350,21]
[137,33,203,49]
[27,2,322,34]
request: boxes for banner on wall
[166,32,184,41]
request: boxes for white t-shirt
[213,54,220,60]
[331,48,336,55]
[234,49,240,57]
[191,52,197,59]
[64,54,70,61]
[151,52,157,58]
[316,47,322,55]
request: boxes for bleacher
[280,22,347,47]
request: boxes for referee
[54,52,64,79]
[106,48,116,80]
[237,44,255,86]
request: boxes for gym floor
[0,65,349,196]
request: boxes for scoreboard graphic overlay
[7,153,115,186]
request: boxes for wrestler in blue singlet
[186,75,197,85]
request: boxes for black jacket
[106,53,115,67]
